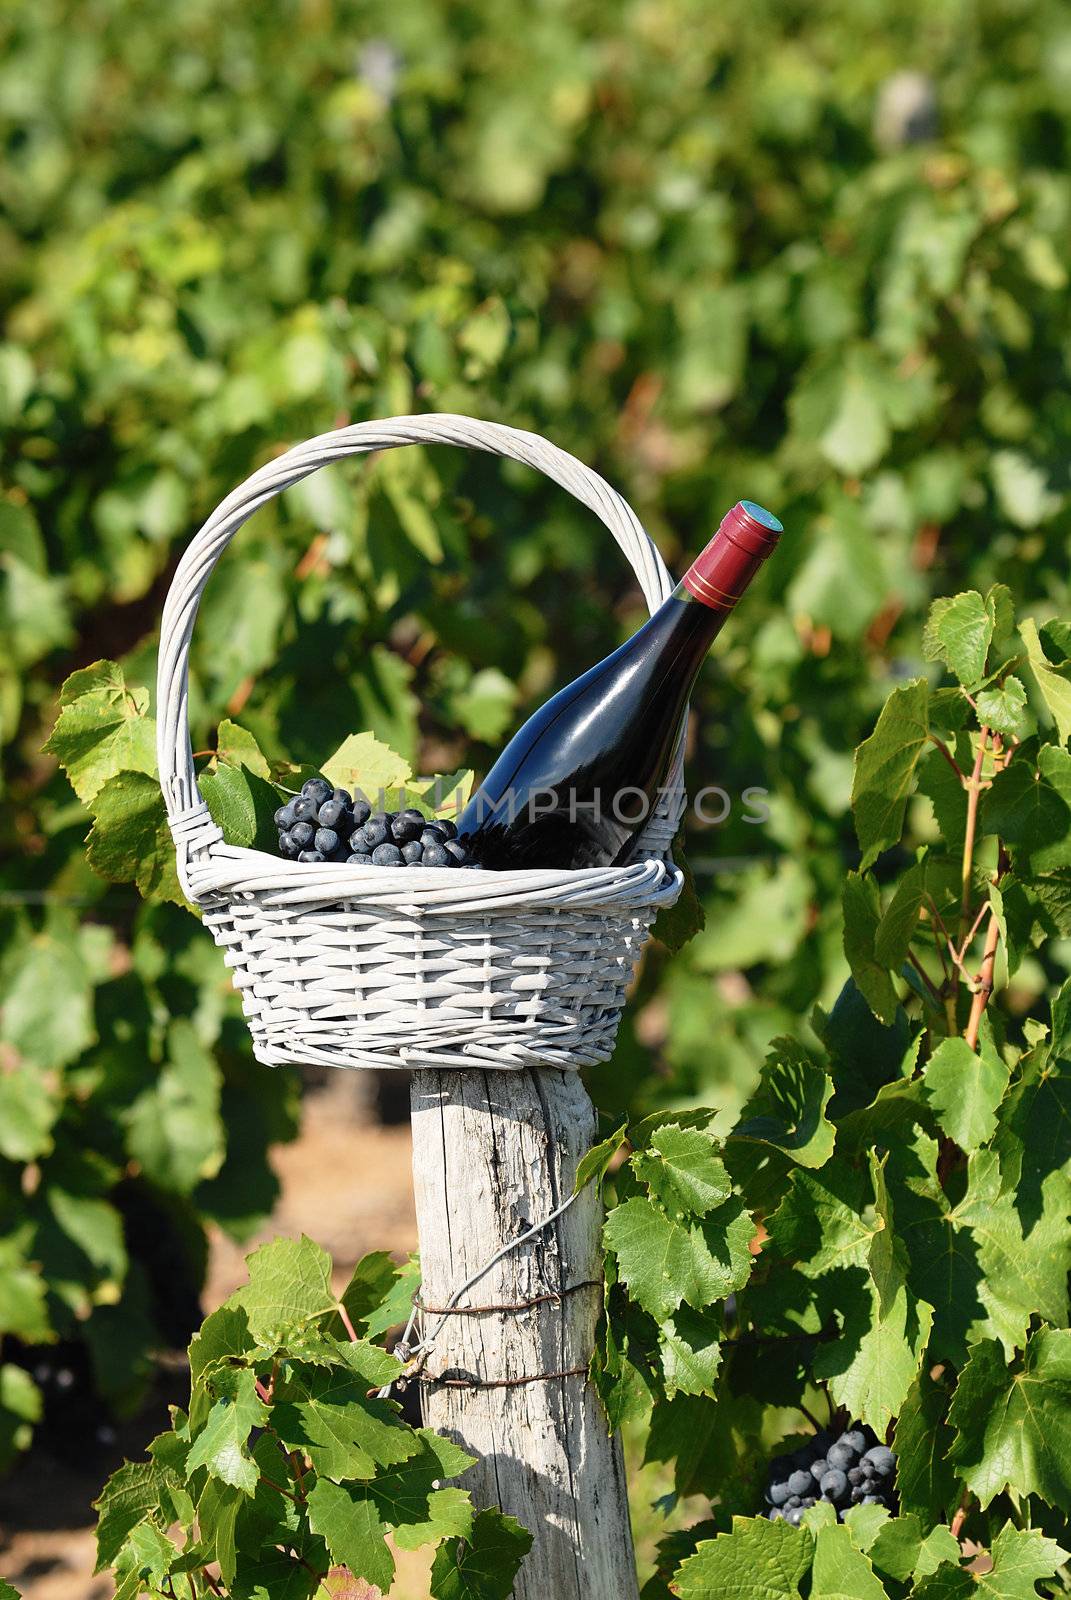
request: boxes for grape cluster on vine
[765,1425,896,1525]
[275,777,479,868]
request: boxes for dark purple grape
[363,816,390,849]
[346,852,372,866]
[444,840,468,863]
[298,849,325,863]
[799,1496,816,1509]
[391,813,424,843]
[422,844,452,867]
[302,778,333,807]
[842,1430,867,1455]
[850,1486,867,1503]
[318,798,346,829]
[290,821,315,849]
[294,796,318,823]
[275,801,297,829]
[820,1469,848,1501]
[351,798,371,828]
[278,830,300,858]
[826,1442,853,1471]
[371,843,404,867]
[401,840,424,865]
[783,1507,804,1527]
[809,1460,827,1482]
[863,1446,896,1477]
[767,1508,785,1522]
[766,1481,790,1507]
[332,787,353,808]
[847,1466,865,1487]
[315,827,340,857]
[862,1494,884,1504]
[420,825,447,849]
[787,1470,812,1498]
[437,817,458,839]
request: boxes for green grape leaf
[983,745,1071,873]
[976,676,1032,742]
[430,1507,533,1600]
[992,1038,1071,1235]
[654,834,707,954]
[1,916,96,1071]
[813,1272,932,1436]
[659,1305,722,1399]
[44,659,156,804]
[947,1330,1071,1511]
[93,1461,169,1572]
[809,1519,888,1599]
[335,1250,409,1338]
[767,1163,874,1278]
[271,1358,419,1482]
[124,1019,224,1194]
[842,872,899,1025]
[850,679,930,869]
[0,1364,40,1471]
[632,1125,733,1218]
[1021,617,1071,745]
[85,769,183,904]
[215,718,271,778]
[305,1476,395,1591]
[892,1368,958,1524]
[200,761,280,849]
[921,1033,1009,1153]
[0,1582,21,1599]
[673,1514,813,1599]
[911,1523,1069,1600]
[923,591,992,689]
[185,1366,268,1494]
[321,731,411,799]
[917,744,969,852]
[867,1514,959,1584]
[227,1236,337,1346]
[0,1237,51,1341]
[733,1040,836,1169]
[873,860,926,971]
[604,1195,753,1321]
[196,1477,241,1587]
[0,1065,59,1162]
[574,1124,628,1195]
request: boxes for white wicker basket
[157,415,685,1072]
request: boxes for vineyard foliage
[2,0,1071,1592]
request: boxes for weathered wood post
[409,1067,640,1599]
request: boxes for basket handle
[156,413,681,832]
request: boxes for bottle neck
[677,499,783,616]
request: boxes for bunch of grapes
[764,1424,896,1525]
[274,778,479,869]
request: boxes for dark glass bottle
[457,501,784,870]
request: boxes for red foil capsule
[681,500,784,610]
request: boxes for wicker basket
[157,415,685,1072]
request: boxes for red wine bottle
[457,500,784,870]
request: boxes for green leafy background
[2,0,1071,1593]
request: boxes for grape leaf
[0,1363,40,1471]
[976,676,1032,742]
[632,1125,733,1218]
[1,916,96,1071]
[923,591,992,688]
[660,1305,723,1399]
[867,1514,959,1584]
[673,1514,813,1599]
[809,1519,888,1599]
[992,1040,1071,1236]
[733,1040,836,1169]
[93,1460,176,1572]
[0,1581,21,1599]
[0,1237,50,1342]
[850,678,930,869]
[574,1123,628,1194]
[767,1164,874,1278]
[982,745,1071,874]
[306,1478,395,1591]
[44,659,156,804]
[196,1478,241,1588]
[200,761,280,849]
[1021,617,1071,745]
[893,1369,958,1524]
[842,872,899,1024]
[430,1507,533,1600]
[125,1019,224,1194]
[922,1033,1009,1153]
[321,731,411,798]
[813,1272,932,1435]
[603,1195,753,1321]
[911,1523,1069,1599]
[215,718,271,778]
[85,769,183,904]
[0,1065,59,1162]
[947,1330,1071,1511]
[227,1236,337,1346]
[185,1366,268,1494]
[271,1358,419,1482]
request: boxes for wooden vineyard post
[409,1067,640,1600]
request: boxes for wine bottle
[456,500,784,871]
